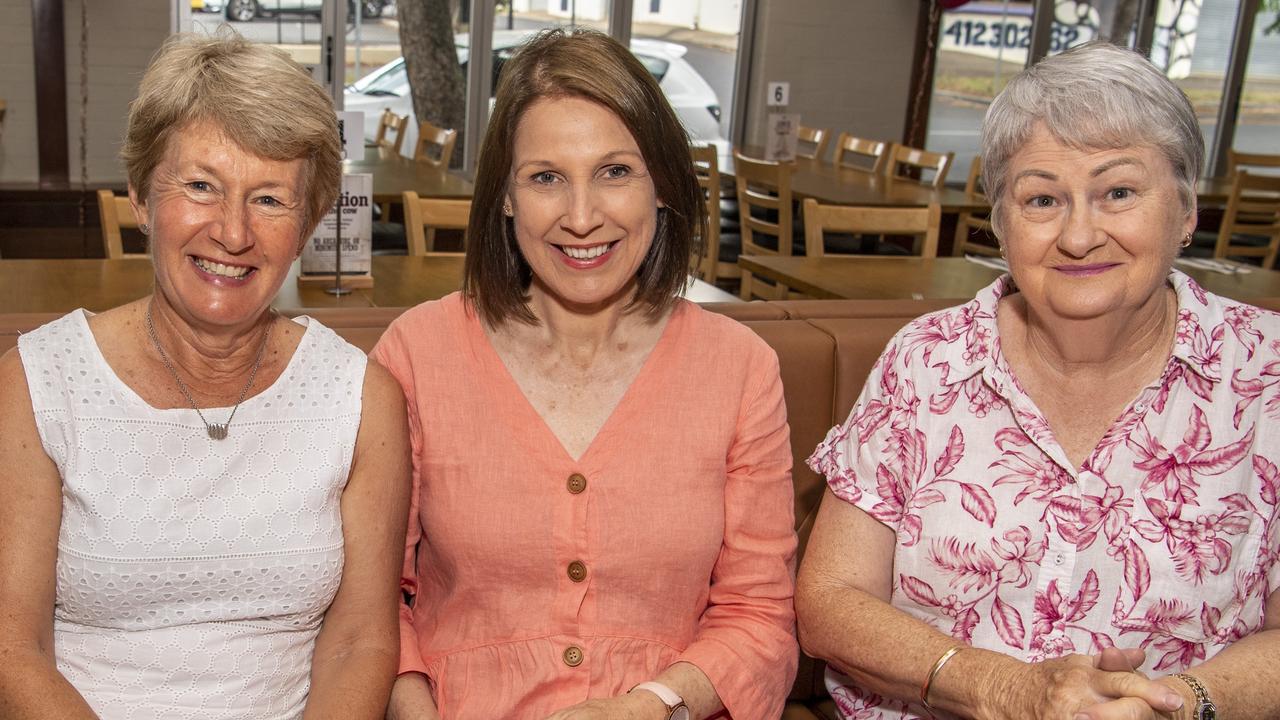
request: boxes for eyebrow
[1012,156,1144,185]
[1089,157,1142,177]
[513,149,644,173]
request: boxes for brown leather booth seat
[8,295,1279,718]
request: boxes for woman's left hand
[542,692,667,720]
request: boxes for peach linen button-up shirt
[371,293,799,720]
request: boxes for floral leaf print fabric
[808,272,1280,720]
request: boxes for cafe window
[1233,4,1280,167]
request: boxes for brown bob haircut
[463,28,706,326]
[121,31,342,240]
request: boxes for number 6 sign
[767,81,789,107]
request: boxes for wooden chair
[689,145,734,285]
[374,108,409,154]
[803,199,941,259]
[733,150,794,300]
[833,133,890,173]
[412,120,458,168]
[402,191,471,256]
[1213,170,1280,269]
[1226,149,1280,175]
[884,143,954,188]
[952,156,999,257]
[796,125,829,161]
[97,190,148,260]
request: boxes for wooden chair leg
[740,270,754,301]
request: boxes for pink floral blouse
[809,271,1280,720]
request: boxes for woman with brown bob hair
[373,28,798,720]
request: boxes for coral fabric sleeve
[369,318,430,677]
[369,294,798,719]
[674,347,799,719]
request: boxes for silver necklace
[145,301,273,440]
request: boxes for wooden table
[722,150,1242,212]
[721,150,984,212]
[0,257,738,314]
[344,146,474,203]
[737,254,1280,304]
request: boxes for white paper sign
[766,81,790,107]
[337,111,365,161]
[302,173,372,275]
[765,113,799,163]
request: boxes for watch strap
[631,681,685,714]
[1174,673,1217,720]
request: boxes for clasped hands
[994,647,1193,720]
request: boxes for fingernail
[1165,691,1184,709]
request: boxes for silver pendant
[207,424,229,440]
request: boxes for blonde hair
[122,30,341,237]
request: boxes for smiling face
[131,119,307,331]
[505,95,662,312]
[999,123,1196,321]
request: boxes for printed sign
[765,113,799,163]
[766,81,790,107]
[337,111,365,161]
[302,173,372,275]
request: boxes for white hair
[981,42,1203,238]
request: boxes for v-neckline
[465,299,687,465]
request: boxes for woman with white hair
[796,42,1280,720]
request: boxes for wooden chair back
[885,143,954,187]
[796,125,829,161]
[412,120,458,168]
[689,145,729,284]
[374,108,409,153]
[803,199,941,259]
[952,156,999,257]
[833,133,889,173]
[97,189,148,260]
[1214,169,1280,269]
[402,191,471,256]
[1226,149,1280,176]
[733,150,794,300]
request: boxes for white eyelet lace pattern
[18,310,365,720]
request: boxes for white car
[344,30,727,157]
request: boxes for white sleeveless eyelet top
[18,310,366,720]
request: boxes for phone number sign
[938,10,1094,62]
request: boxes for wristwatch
[631,681,691,720]
[1174,673,1217,720]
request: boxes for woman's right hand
[385,673,440,720]
[985,648,1186,720]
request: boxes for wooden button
[567,560,587,583]
[563,645,584,667]
[567,473,587,494]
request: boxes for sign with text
[765,113,799,163]
[766,81,790,107]
[302,173,372,275]
[337,111,365,161]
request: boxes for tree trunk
[397,0,466,167]
[1096,0,1141,44]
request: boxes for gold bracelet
[920,645,964,711]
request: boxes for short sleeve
[806,340,908,533]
